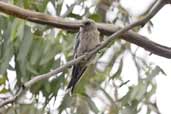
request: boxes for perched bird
[67,19,100,93]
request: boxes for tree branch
[0,1,170,59]
[0,87,23,107]
[0,0,169,108]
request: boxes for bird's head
[80,19,97,31]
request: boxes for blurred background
[0,0,171,114]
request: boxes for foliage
[0,0,165,114]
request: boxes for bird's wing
[73,32,80,58]
[67,63,87,92]
[67,32,87,92]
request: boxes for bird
[67,19,100,93]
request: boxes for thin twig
[24,55,86,88]
[61,0,82,17]
[0,87,23,107]
[0,0,166,108]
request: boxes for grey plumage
[67,19,100,93]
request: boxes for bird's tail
[67,64,87,93]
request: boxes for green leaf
[68,13,82,19]
[120,106,137,114]
[155,65,166,75]
[130,81,147,101]
[0,74,7,85]
[0,88,8,93]
[29,36,44,65]
[17,25,33,62]
[146,82,156,99]
[56,0,64,15]
[0,44,13,74]
[0,22,14,74]
[99,86,116,105]
[39,38,60,65]
[31,0,49,12]
[146,65,166,81]
[89,13,102,22]
[0,16,8,35]
[110,58,123,80]
[58,93,74,114]
[76,98,89,114]
[148,103,159,113]
[40,0,49,12]
[50,75,65,96]
[8,64,15,71]
[120,87,132,106]
[30,81,44,94]
[83,94,99,114]
[44,82,51,96]
[26,62,39,75]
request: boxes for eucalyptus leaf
[17,26,32,62]
[0,22,14,74]
[83,94,99,114]
[120,106,137,114]
[58,93,74,114]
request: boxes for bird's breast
[79,30,99,53]
[75,29,100,66]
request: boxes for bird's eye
[84,21,91,26]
